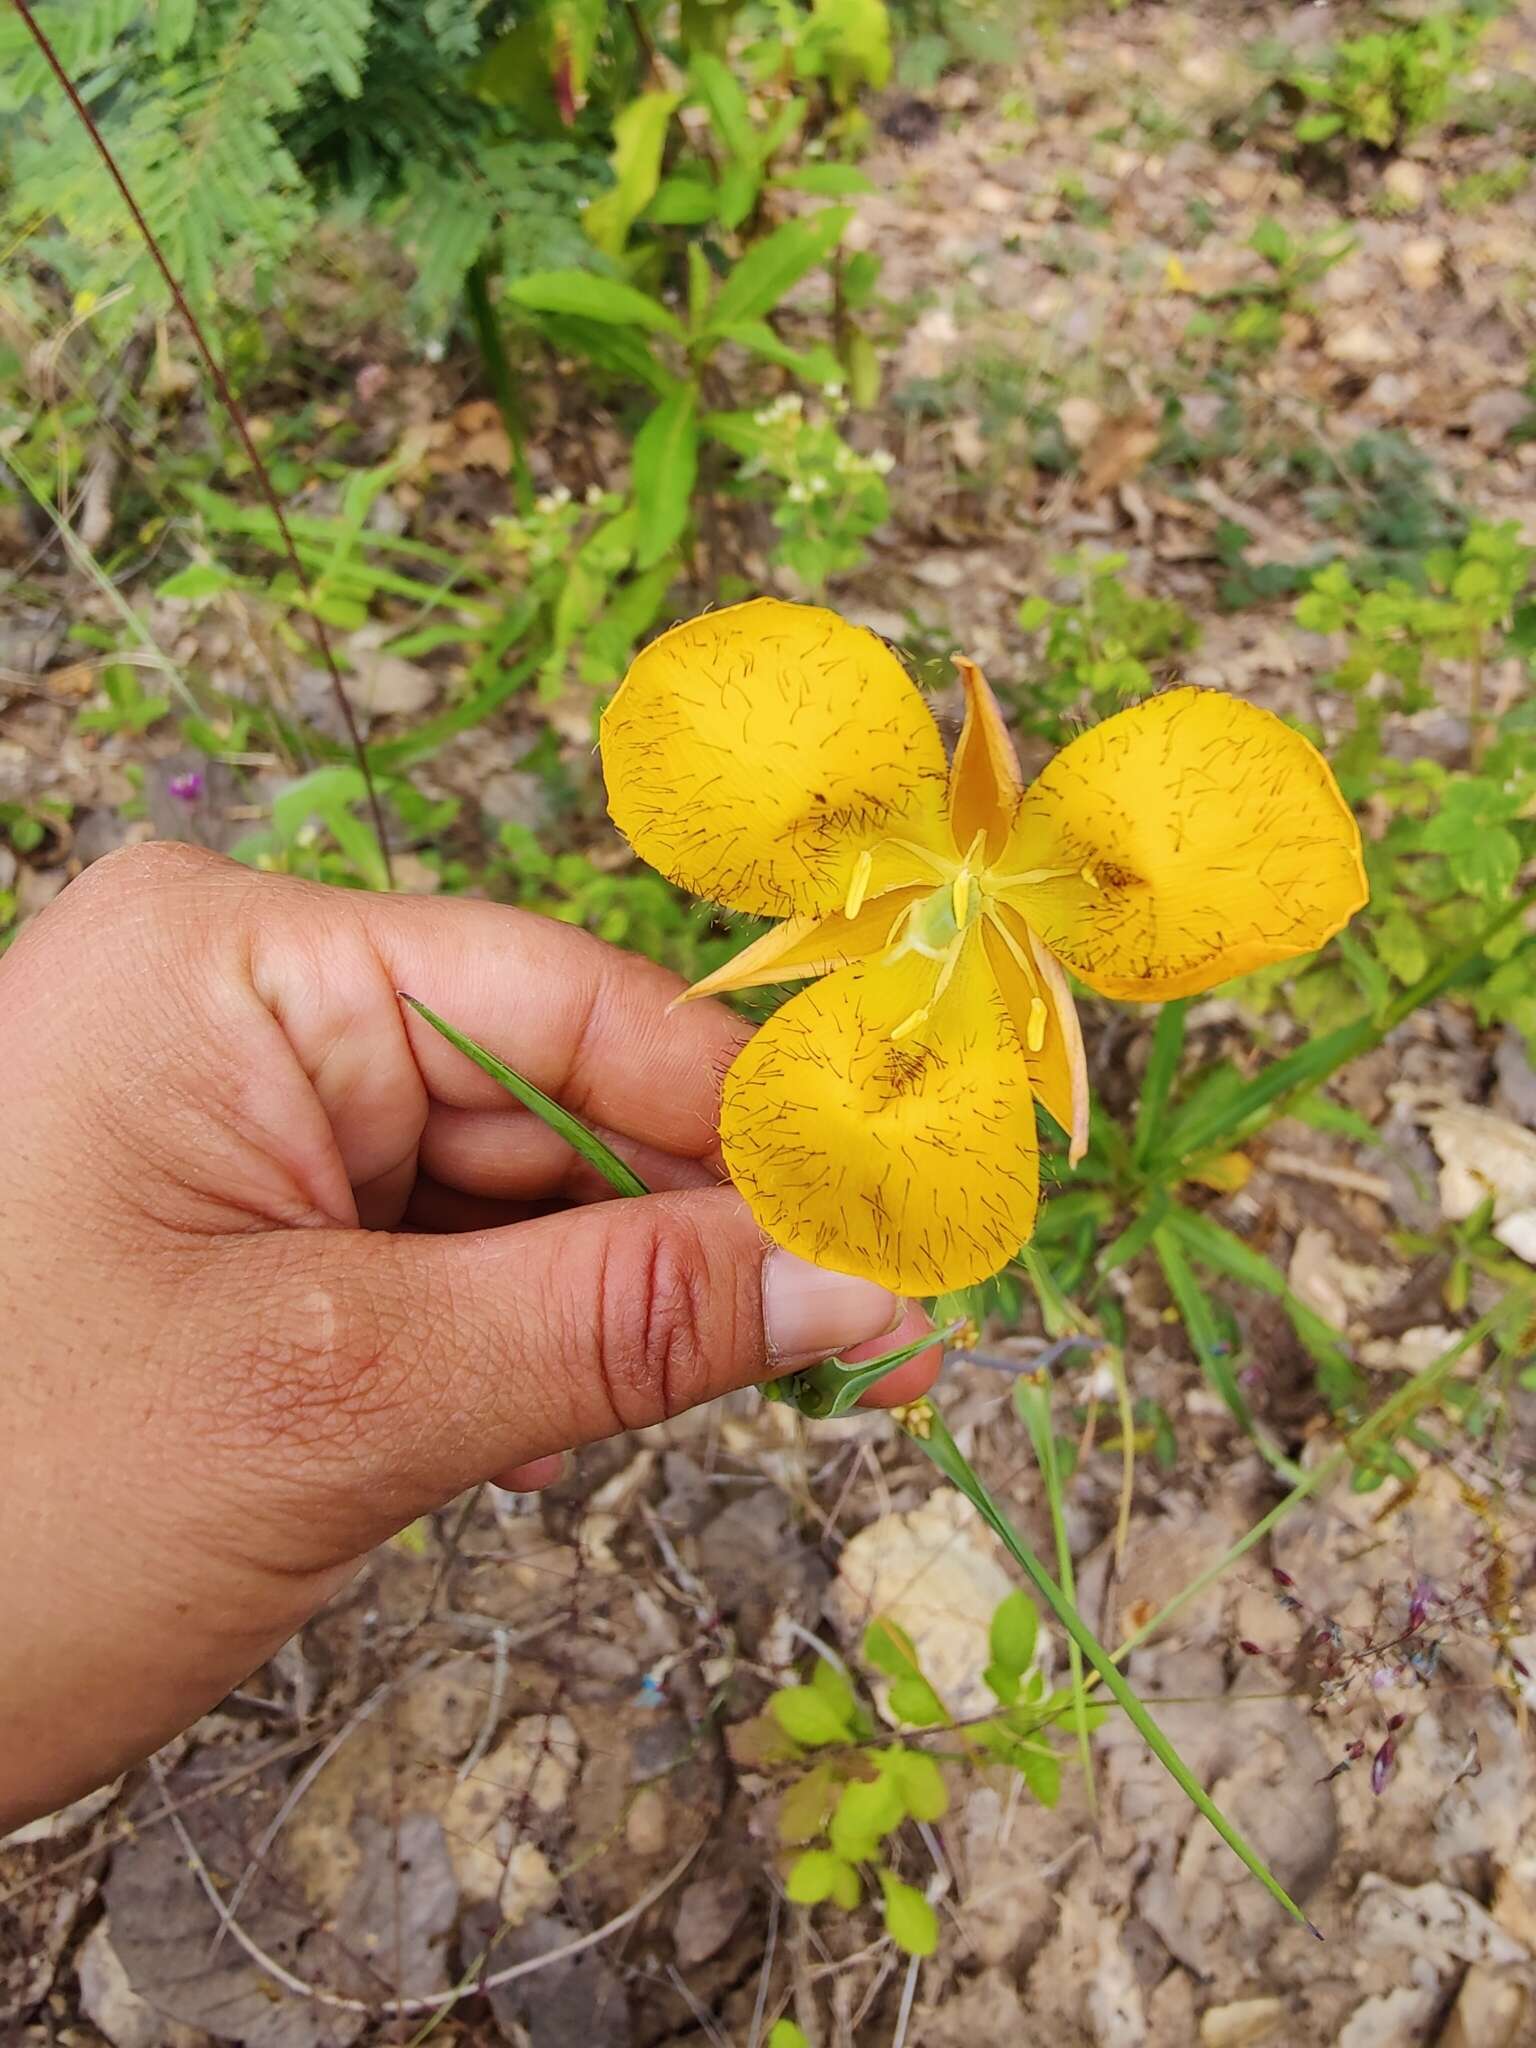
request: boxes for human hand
[0,844,939,1830]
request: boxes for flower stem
[910,1408,1317,1935]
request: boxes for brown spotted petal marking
[600,598,1367,1294]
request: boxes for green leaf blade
[631,382,699,568]
[507,269,683,338]
[705,208,851,333]
[399,998,649,1198]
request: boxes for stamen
[891,1005,930,1041]
[885,838,951,879]
[1027,997,1047,1052]
[929,936,964,1009]
[952,871,972,927]
[1081,864,1100,889]
[989,864,1077,889]
[983,903,1039,986]
[845,848,874,919]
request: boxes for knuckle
[71,838,226,911]
[597,1207,724,1431]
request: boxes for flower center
[880,832,994,1040]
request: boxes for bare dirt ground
[6,4,1536,2044]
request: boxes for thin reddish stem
[11,0,393,885]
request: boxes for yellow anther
[1027,997,1047,1052]
[845,848,874,919]
[1081,864,1100,889]
[891,1005,930,1042]
[891,1399,935,1440]
[952,870,972,927]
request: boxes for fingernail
[762,1249,901,1364]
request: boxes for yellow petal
[601,598,950,918]
[981,909,1090,1164]
[999,686,1368,1001]
[948,655,1024,864]
[678,885,930,1003]
[719,935,1038,1294]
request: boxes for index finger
[360,890,753,1162]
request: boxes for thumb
[217,1186,899,1546]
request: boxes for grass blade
[1152,1224,1299,1480]
[1133,1000,1187,1166]
[1163,1204,1361,1408]
[1014,1372,1095,1812]
[400,997,650,1197]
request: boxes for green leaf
[399,1000,650,1198]
[537,314,670,392]
[1295,111,1344,142]
[846,327,881,408]
[648,175,719,226]
[271,765,371,839]
[717,157,763,231]
[507,269,683,338]
[988,1590,1039,1680]
[864,1618,921,1678]
[775,164,877,196]
[1016,1743,1062,1807]
[771,1685,853,1747]
[786,1848,856,1905]
[689,51,758,163]
[720,321,842,385]
[881,1747,948,1822]
[1151,1225,1280,1465]
[1163,1204,1358,1408]
[982,1662,1019,1705]
[879,1873,938,1958]
[887,1674,947,1726]
[705,208,852,332]
[1444,825,1520,898]
[769,2024,811,2048]
[829,1773,905,1861]
[158,562,235,601]
[810,1655,860,1726]
[1375,910,1430,986]
[701,408,774,459]
[631,382,698,569]
[584,90,682,257]
[156,0,198,65]
[1133,1000,1188,1165]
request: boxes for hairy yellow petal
[678,886,930,1003]
[601,598,950,919]
[1000,687,1368,1001]
[948,655,1023,863]
[720,938,1039,1294]
[981,909,1089,1163]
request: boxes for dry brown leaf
[1079,410,1161,499]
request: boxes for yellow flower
[601,598,1366,1294]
